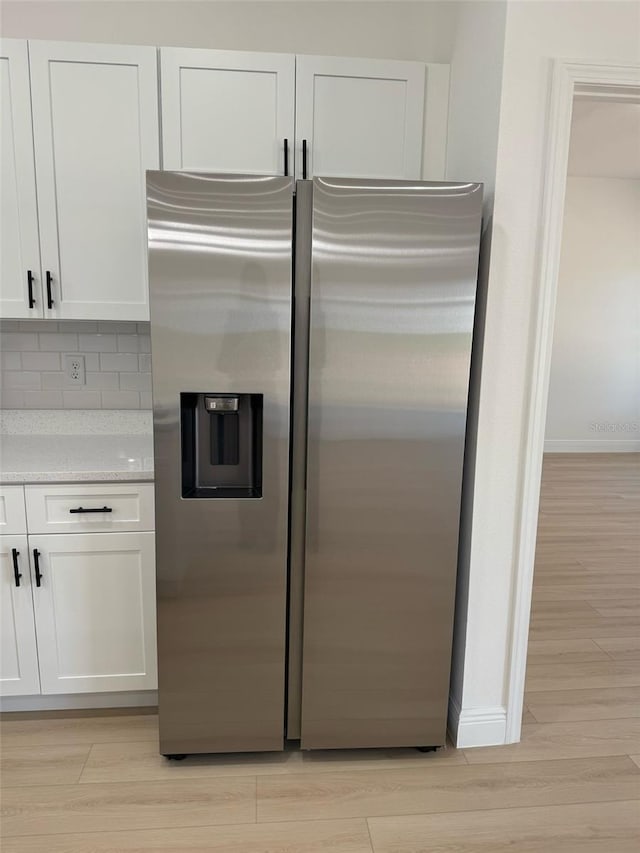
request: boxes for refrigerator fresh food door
[301,177,483,749]
[148,172,293,754]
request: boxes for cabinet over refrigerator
[147,172,482,756]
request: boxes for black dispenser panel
[180,393,263,499]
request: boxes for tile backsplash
[0,320,152,410]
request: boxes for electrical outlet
[64,354,85,386]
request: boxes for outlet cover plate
[64,354,86,386]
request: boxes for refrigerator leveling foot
[164,754,187,760]
[416,746,439,753]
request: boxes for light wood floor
[1,453,638,851]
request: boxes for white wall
[545,176,640,451]
[443,0,508,746]
[0,1,456,62]
[455,0,640,747]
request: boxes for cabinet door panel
[161,47,295,174]
[295,55,426,180]
[0,39,42,318]
[0,536,40,696]
[29,41,159,321]
[0,485,27,536]
[31,532,157,694]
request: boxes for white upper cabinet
[295,55,427,180]
[29,41,159,321]
[0,40,42,319]
[161,48,295,175]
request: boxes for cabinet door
[0,39,43,318]
[295,55,426,180]
[161,47,295,175]
[28,41,159,321]
[0,535,40,696]
[30,532,157,694]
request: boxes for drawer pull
[69,506,113,514]
[11,548,22,587]
[33,549,42,587]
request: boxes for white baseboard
[0,690,157,713]
[544,439,640,452]
[448,694,507,748]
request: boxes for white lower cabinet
[0,535,41,696]
[29,532,157,694]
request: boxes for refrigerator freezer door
[301,177,482,749]
[148,172,293,754]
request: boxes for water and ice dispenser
[180,393,263,499]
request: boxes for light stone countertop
[0,410,154,484]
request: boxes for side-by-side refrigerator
[147,173,482,756]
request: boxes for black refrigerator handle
[302,139,308,180]
[283,138,289,177]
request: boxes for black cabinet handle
[283,138,289,177]
[69,506,113,514]
[46,271,54,309]
[302,139,308,179]
[27,271,36,308]
[33,549,42,587]
[11,548,22,587]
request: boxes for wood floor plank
[0,745,90,788]
[78,740,464,785]
[1,818,373,853]
[526,638,610,665]
[255,756,638,822]
[464,719,640,763]
[594,637,640,660]
[630,755,640,770]
[0,776,255,837]
[592,600,640,617]
[0,714,158,747]
[525,660,640,692]
[532,584,640,601]
[525,686,640,722]
[367,799,640,853]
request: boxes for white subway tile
[0,389,24,407]
[2,371,41,389]
[62,390,101,409]
[0,320,21,332]
[139,391,153,409]
[101,390,140,409]
[21,351,61,371]
[138,335,151,353]
[19,320,58,332]
[86,372,119,390]
[117,334,139,353]
[0,332,38,351]
[79,333,116,353]
[41,372,67,389]
[0,352,22,370]
[57,320,98,333]
[119,372,152,391]
[138,353,151,372]
[136,322,150,334]
[100,352,138,372]
[23,390,63,409]
[38,332,78,352]
[84,353,100,371]
[98,321,136,334]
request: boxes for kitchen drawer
[25,483,154,534]
[0,487,27,535]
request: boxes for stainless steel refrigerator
[147,172,482,756]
